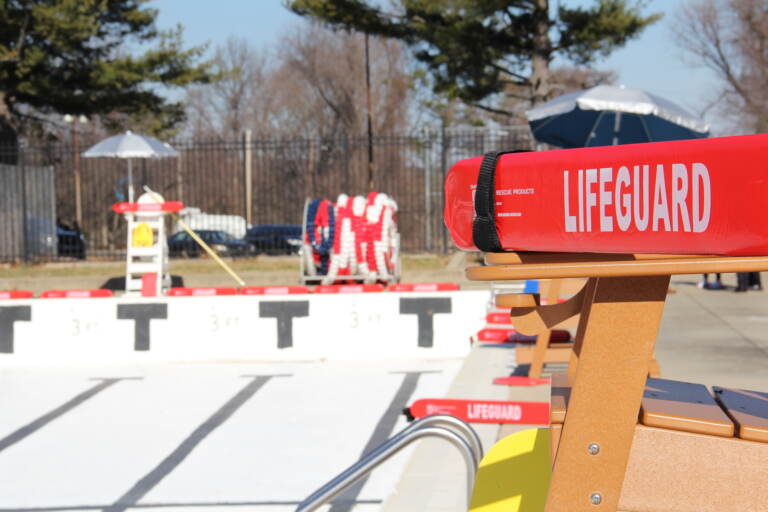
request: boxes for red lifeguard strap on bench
[240,286,310,295]
[493,376,550,386]
[388,282,460,292]
[476,327,571,343]
[444,134,768,255]
[40,289,113,298]
[168,287,238,297]
[0,290,33,299]
[486,311,513,324]
[314,284,385,293]
[112,201,184,213]
[406,398,549,425]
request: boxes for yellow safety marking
[470,428,551,512]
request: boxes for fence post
[176,151,184,204]
[440,122,449,254]
[243,130,253,226]
[19,146,28,262]
[423,132,432,252]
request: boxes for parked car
[167,230,250,258]
[57,223,86,259]
[244,224,302,255]
[175,208,247,239]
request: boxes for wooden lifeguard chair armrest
[471,252,768,280]
[495,286,586,336]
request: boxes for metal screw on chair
[590,493,602,505]
[587,443,600,455]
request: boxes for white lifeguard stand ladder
[112,193,184,296]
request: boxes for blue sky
[153,0,722,131]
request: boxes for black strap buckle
[472,150,528,252]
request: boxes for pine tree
[0,0,214,144]
[285,0,661,116]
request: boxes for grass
[0,253,452,279]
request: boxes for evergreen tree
[285,0,661,116]
[0,0,213,142]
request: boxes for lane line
[328,371,436,512]
[0,378,139,454]
[104,374,290,512]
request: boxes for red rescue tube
[444,134,768,255]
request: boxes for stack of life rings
[303,192,399,284]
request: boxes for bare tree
[185,36,273,140]
[495,66,617,125]
[270,23,410,138]
[184,24,411,140]
[674,0,768,133]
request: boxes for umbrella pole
[613,112,622,145]
[584,111,606,147]
[128,159,134,203]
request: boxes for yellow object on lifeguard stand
[131,223,154,248]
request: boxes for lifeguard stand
[112,193,184,296]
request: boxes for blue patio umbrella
[525,85,709,148]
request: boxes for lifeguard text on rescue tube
[563,163,711,234]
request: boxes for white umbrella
[81,130,179,202]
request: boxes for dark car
[244,224,302,255]
[56,220,86,259]
[168,230,250,258]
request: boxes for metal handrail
[295,415,483,512]
[399,414,484,460]
[296,426,477,512]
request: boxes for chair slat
[714,387,768,443]
[641,378,734,437]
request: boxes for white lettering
[561,160,711,235]
[564,171,577,232]
[599,167,614,232]
[585,168,598,232]
[578,169,585,232]
[672,164,691,232]
[634,165,650,231]
[652,164,671,231]
[615,166,631,231]
[692,163,711,232]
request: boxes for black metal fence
[0,127,533,262]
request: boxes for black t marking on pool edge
[105,374,290,512]
[259,300,309,349]
[116,303,168,351]
[399,297,452,348]
[329,371,435,512]
[0,377,140,453]
[0,305,31,354]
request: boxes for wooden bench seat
[550,374,766,442]
[642,378,734,437]
[550,374,768,459]
[714,386,768,443]
[549,375,768,446]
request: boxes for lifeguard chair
[467,253,768,511]
[112,193,184,296]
